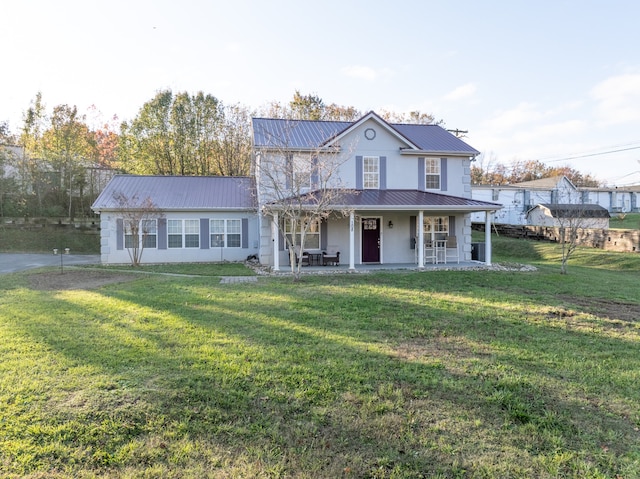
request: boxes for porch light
[388,220,393,229]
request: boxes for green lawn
[0,238,639,478]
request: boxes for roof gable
[252,112,479,156]
[92,175,256,211]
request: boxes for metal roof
[92,175,256,211]
[252,114,480,155]
[535,203,610,218]
[289,189,501,212]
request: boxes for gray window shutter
[356,155,363,189]
[157,218,167,250]
[242,218,249,248]
[440,158,448,191]
[418,158,425,190]
[200,218,209,249]
[449,216,456,236]
[116,218,124,250]
[409,215,416,249]
[321,219,328,250]
[380,156,387,190]
[311,156,319,188]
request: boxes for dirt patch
[557,295,640,323]
[28,270,137,291]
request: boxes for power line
[533,141,640,163]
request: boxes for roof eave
[399,149,480,157]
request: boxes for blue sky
[2,0,640,185]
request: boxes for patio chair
[414,238,437,265]
[322,250,340,266]
[444,236,460,264]
[292,246,310,266]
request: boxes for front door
[361,218,380,263]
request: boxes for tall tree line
[1,88,600,217]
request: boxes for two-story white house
[252,112,501,269]
[93,112,501,267]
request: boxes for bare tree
[254,120,356,279]
[112,192,163,266]
[555,204,596,275]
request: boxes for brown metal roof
[291,189,501,212]
[92,175,257,211]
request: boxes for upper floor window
[425,158,440,189]
[363,156,379,189]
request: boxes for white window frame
[210,219,242,248]
[425,158,440,190]
[363,156,379,189]
[284,218,320,250]
[423,216,449,238]
[124,219,157,249]
[168,219,200,249]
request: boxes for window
[423,216,449,235]
[284,218,320,249]
[210,219,242,248]
[142,220,157,248]
[287,154,312,190]
[425,158,440,189]
[168,220,183,248]
[124,219,157,249]
[492,189,500,201]
[363,156,379,189]
[168,219,200,248]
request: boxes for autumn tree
[471,158,601,187]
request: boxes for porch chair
[293,246,310,266]
[322,249,340,266]
[414,238,437,265]
[444,236,460,264]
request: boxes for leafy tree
[379,109,436,125]
[120,90,238,176]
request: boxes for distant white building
[471,175,639,226]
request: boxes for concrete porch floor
[275,260,488,274]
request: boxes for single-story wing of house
[92,175,259,264]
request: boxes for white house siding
[100,211,258,265]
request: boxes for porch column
[485,211,492,266]
[417,211,424,268]
[349,211,356,271]
[272,212,280,271]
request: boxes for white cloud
[484,102,542,131]
[444,83,477,101]
[591,73,640,125]
[341,65,392,82]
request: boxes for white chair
[414,238,436,265]
[444,236,460,264]
[424,240,437,264]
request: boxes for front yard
[0,238,639,478]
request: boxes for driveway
[0,253,101,274]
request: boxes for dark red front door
[362,218,380,263]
